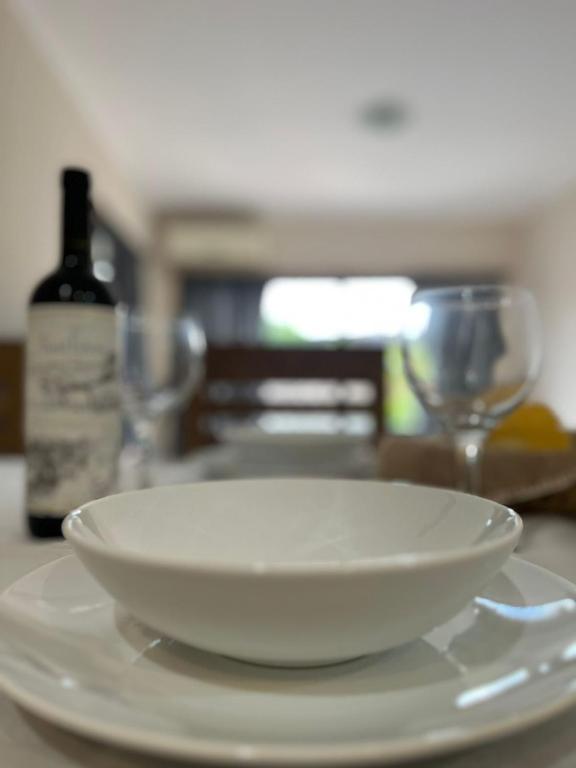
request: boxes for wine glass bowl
[401,285,541,494]
[120,311,205,420]
[118,309,206,487]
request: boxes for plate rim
[0,556,575,766]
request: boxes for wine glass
[118,308,206,488]
[400,285,541,495]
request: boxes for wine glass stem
[133,416,156,489]
[453,429,486,495]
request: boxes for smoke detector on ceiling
[360,97,410,133]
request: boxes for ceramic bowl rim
[63,479,522,577]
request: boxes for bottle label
[25,305,121,517]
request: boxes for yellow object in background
[489,403,572,452]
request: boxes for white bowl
[63,479,522,667]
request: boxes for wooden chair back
[0,342,24,454]
[183,344,385,451]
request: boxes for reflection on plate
[0,556,575,765]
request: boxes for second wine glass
[401,285,541,495]
[119,309,206,488]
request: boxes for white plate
[215,426,375,479]
[0,556,575,765]
[193,443,378,480]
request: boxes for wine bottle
[25,168,121,538]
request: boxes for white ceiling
[13,0,576,214]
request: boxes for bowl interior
[69,480,519,566]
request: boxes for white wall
[516,184,576,426]
[160,211,524,277]
[0,0,150,338]
[266,214,523,276]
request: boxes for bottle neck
[60,186,92,272]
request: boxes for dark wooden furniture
[183,345,385,451]
[0,342,24,454]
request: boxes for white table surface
[1,457,576,768]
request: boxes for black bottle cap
[61,168,90,192]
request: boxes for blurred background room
[3,0,576,486]
[5,6,576,764]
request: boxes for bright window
[261,277,416,343]
[260,277,425,433]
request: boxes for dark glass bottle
[26,169,120,538]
